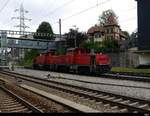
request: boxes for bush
[23,49,38,67]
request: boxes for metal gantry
[0,30,66,66]
[0,31,8,66]
[0,30,66,38]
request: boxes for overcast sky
[0,0,137,34]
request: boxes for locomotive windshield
[67,50,72,55]
[51,52,55,56]
[74,49,78,55]
[81,49,86,54]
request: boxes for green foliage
[111,67,150,73]
[98,9,118,26]
[34,21,54,40]
[24,49,38,67]
[102,39,119,52]
[122,31,130,40]
[24,49,38,61]
[55,48,66,56]
[79,40,104,53]
[80,38,119,54]
[64,28,88,48]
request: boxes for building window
[107,29,109,33]
[95,33,101,38]
[110,28,113,33]
[106,28,113,34]
[115,36,119,40]
[107,36,113,39]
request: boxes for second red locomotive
[33,47,111,74]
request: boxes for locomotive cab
[47,49,56,56]
[67,48,86,56]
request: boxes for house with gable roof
[87,13,127,44]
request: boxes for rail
[0,70,150,112]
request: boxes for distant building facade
[87,13,127,44]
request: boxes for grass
[111,67,150,73]
[23,60,33,67]
[13,59,33,68]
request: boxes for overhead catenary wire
[120,16,137,23]
[51,0,137,35]
[46,0,75,16]
[62,3,136,23]
[52,0,112,25]
[33,0,75,24]
[32,0,56,23]
[0,0,10,13]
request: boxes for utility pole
[73,25,78,48]
[12,3,31,35]
[59,19,62,40]
[11,3,32,60]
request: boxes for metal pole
[59,19,61,40]
[75,31,77,48]
[1,31,7,66]
[73,25,78,48]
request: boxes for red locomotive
[33,48,111,74]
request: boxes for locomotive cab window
[45,52,49,56]
[67,50,72,55]
[74,49,78,55]
[51,52,55,56]
[81,49,85,54]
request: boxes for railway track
[102,73,150,83]
[25,67,150,83]
[0,70,150,113]
[0,86,43,113]
[110,71,150,77]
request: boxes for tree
[64,28,88,48]
[79,39,104,54]
[98,9,118,26]
[34,21,54,40]
[24,49,38,67]
[102,39,119,52]
[122,31,130,40]
[55,47,66,56]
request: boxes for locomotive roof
[67,47,85,51]
[41,48,56,54]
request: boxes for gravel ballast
[10,68,150,101]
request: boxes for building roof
[104,24,120,27]
[107,13,118,24]
[120,31,127,38]
[104,13,120,27]
[87,26,104,34]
